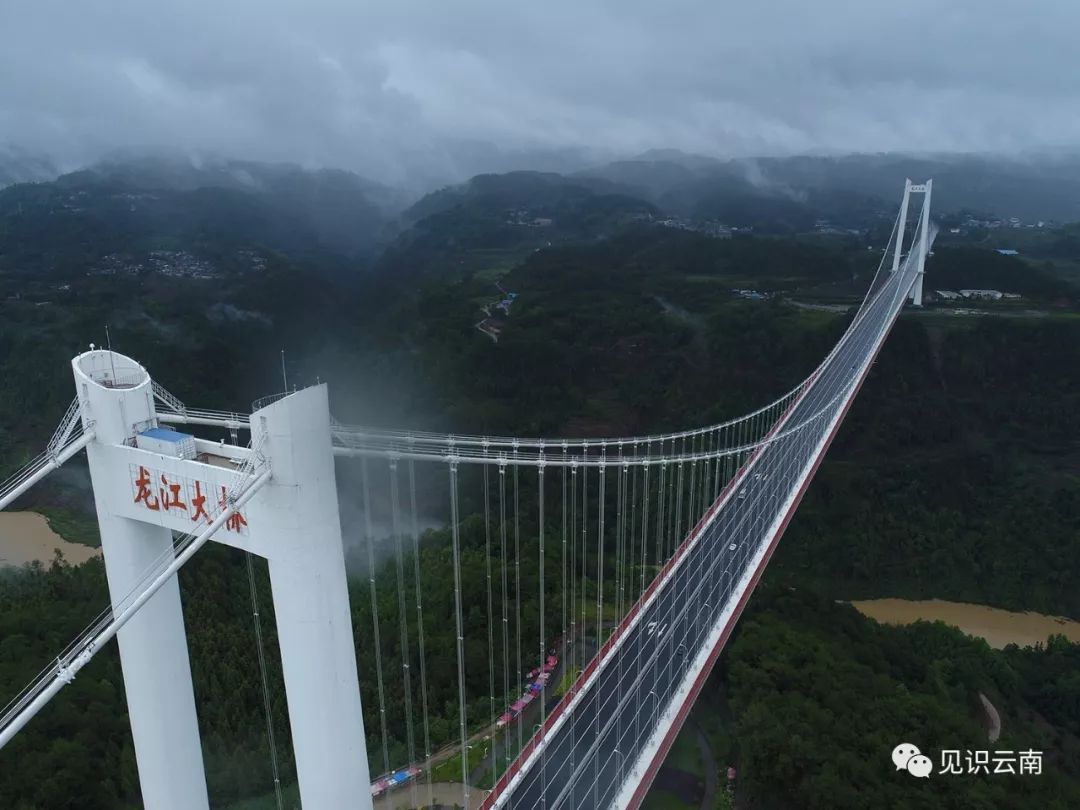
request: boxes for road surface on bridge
[492,261,913,809]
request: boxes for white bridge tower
[892,178,933,306]
[72,350,373,810]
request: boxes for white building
[134,427,197,460]
[960,289,1003,300]
[934,290,961,300]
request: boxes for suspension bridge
[0,180,933,808]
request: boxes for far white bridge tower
[892,178,933,306]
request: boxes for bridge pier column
[909,178,933,307]
[891,178,912,276]
[251,386,373,810]
[73,351,210,810]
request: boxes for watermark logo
[940,750,1043,776]
[892,743,932,778]
[892,744,1043,778]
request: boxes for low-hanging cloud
[2,0,1079,187]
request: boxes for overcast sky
[2,1,1079,186]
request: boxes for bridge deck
[486,263,912,809]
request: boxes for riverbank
[0,511,100,567]
[850,598,1080,649]
[374,781,487,810]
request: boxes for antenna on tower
[280,349,288,392]
[106,325,117,382]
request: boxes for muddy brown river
[851,598,1080,649]
[0,511,99,567]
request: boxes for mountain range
[4,147,1080,288]
[580,150,1080,222]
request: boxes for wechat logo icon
[893,742,933,778]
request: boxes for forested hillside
[779,314,1080,616]
[0,159,400,280]
[704,587,1080,809]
